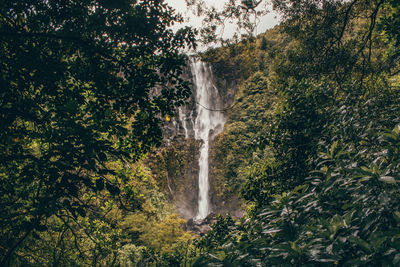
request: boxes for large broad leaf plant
[195,81,400,266]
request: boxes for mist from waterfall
[190,58,225,220]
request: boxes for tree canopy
[185,0,271,44]
[0,0,195,264]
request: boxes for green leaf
[382,132,398,142]
[349,236,372,253]
[393,211,400,223]
[379,176,396,184]
[394,125,400,134]
[358,175,373,182]
[394,253,400,265]
[330,140,339,157]
[290,241,301,254]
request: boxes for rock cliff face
[156,58,243,220]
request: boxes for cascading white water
[191,59,225,220]
[178,107,189,138]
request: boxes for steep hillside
[149,26,294,219]
[201,26,290,209]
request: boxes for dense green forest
[1,0,399,266]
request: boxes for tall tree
[0,0,195,264]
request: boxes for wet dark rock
[184,213,217,235]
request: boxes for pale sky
[166,0,280,41]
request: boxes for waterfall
[191,58,225,220]
[178,107,189,138]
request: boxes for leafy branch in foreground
[185,0,271,45]
[0,0,195,265]
[196,85,400,266]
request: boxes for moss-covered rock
[147,137,201,219]
[210,71,277,207]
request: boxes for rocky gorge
[151,56,244,223]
